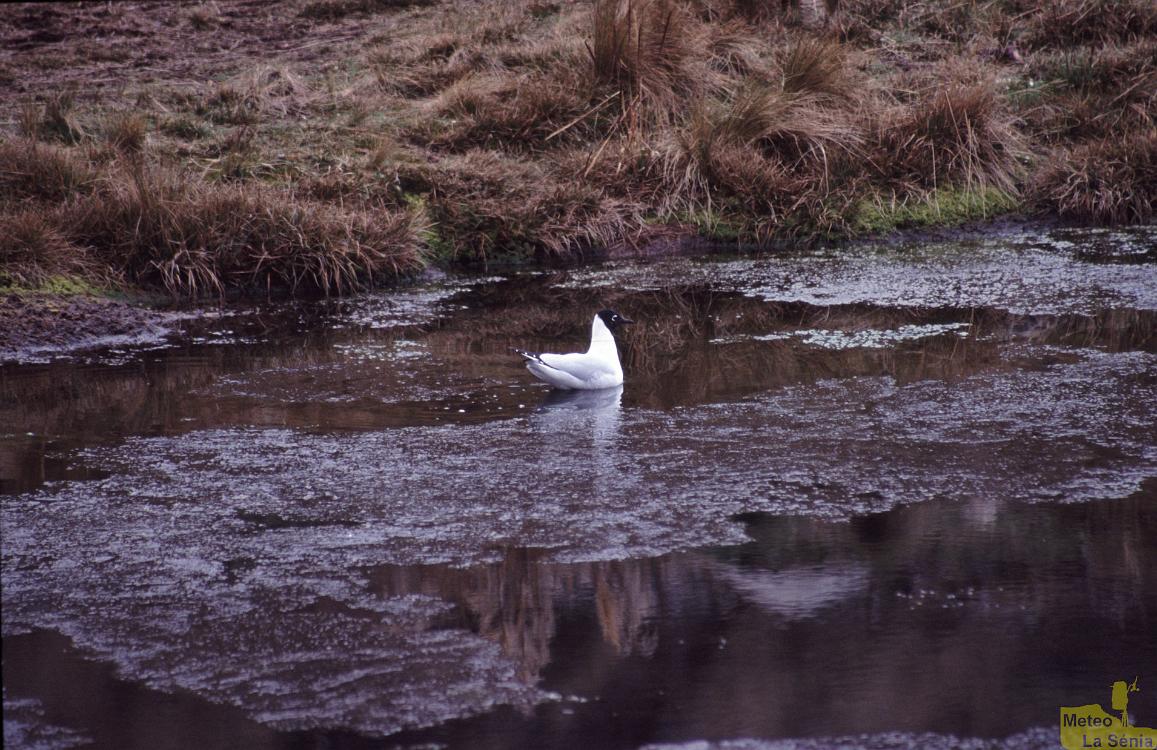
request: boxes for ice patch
[3,350,1153,735]
[560,228,1157,315]
[714,323,970,349]
[2,693,89,750]
[638,727,1057,750]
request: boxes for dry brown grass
[681,84,859,172]
[644,44,862,238]
[0,136,426,297]
[103,111,148,155]
[1020,42,1156,142]
[1031,131,1157,224]
[0,139,96,203]
[429,62,596,150]
[0,210,101,288]
[299,0,437,21]
[3,0,1152,289]
[1020,0,1157,50]
[18,93,86,144]
[398,150,641,262]
[591,0,705,126]
[703,23,768,77]
[58,161,426,297]
[780,37,851,100]
[876,82,1023,193]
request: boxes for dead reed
[1031,131,1156,224]
[0,139,96,203]
[0,141,426,297]
[0,210,101,288]
[876,83,1023,193]
[4,0,1153,289]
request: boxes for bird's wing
[537,351,614,381]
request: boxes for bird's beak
[620,316,635,325]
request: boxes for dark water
[2,227,1156,749]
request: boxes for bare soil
[0,292,177,361]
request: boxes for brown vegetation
[0,210,102,288]
[1031,132,1157,224]
[1,0,1152,297]
[876,83,1024,193]
[1,138,425,297]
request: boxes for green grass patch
[403,194,450,263]
[0,272,106,297]
[159,116,211,140]
[852,188,1020,235]
[678,209,745,242]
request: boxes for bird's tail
[512,347,541,363]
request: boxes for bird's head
[597,309,634,332]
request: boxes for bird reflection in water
[531,385,624,502]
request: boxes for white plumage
[515,309,633,390]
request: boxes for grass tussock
[64,162,426,297]
[0,210,102,289]
[780,37,851,100]
[1020,0,1157,49]
[1031,132,1157,225]
[399,151,639,262]
[591,0,704,126]
[668,83,859,206]
[19,94,86,144]
[431,67,593,149]
[877,83,1023,193]
[0,139,96,203]
[103,111,148,155]
[4,0,1155,295]
[1019,42,1156,142]
[0,139,426,297]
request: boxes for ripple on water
[2,693,90,750]
[2,347,1153,736]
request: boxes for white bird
[514,309,634,390]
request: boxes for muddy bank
[0,292,182,363]
[0,217,1112,364]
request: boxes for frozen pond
[2,227,1156,749]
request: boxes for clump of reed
[1020,41,1156,143]
[591,0,708,128]
[1020,0,1157,49]
[18,93,86,144]
[875,82,1024,194]
[103,111,148,155]
[1030,131,1156,225]
[631,35,864,239]
[0,210,104,288]
[431,65,594,150]
[0,137,426,297]
[0,140,96,202]
[65,161,426,296]
[397,150,640,263]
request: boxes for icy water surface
[2,227,1156,749]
